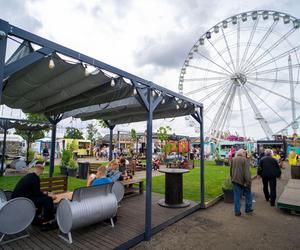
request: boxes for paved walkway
[134,164,300,250]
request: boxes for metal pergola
[0,117,50,175]
[0,19,204,243]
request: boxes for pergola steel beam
[0,20,8,105]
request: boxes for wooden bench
[120,179,144,196]
[40,176,68,194]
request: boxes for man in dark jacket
[258,149,281,206]
[11,165,57,230]
[230,149,253,216]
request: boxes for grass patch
[150,160,256,202]
[0,165,87,192]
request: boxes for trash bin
[78,161,89,179]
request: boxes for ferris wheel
[179,10,300,139]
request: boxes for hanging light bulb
[162,98,165,104]
[152,90,156,97]
[84,64,90,76]
[133,88,137,95]
[184,103,187,109]
[178,99,182,104]
[48,58,55,69]
[176,104,180,110]
[111,78,116,87]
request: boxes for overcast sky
[1,0,300,139]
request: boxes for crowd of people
[229,147,289,216]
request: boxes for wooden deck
[1,193,199,249]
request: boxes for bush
[61,149,72,166]
[68,158,78,169]
[222,177,233,190]
[35,154,44,163]
[27,149,35,162]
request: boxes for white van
[0,134,26,157]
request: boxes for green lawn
[150,160,257,202]
[0,165,87,192]
[0,160,256,203]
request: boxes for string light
[84,64,90,76]
[176,104,180,110]
[162,98,165,104]
[48,58,55,69]
[111,78,116,87]
[133,88,137,95]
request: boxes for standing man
[230,149,253,216]
[42,144,49,163]
[258,149,281,206]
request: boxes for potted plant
[67,158,78,177]
[222,177,234,203]
[35,155,44,165]
[223,158,230,166]
[60,149,72,175]
[215,150,224,166]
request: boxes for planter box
[67,168,78,177]
[291,165,300,179]
[215,160,224,166]
[60,166,68,176]
[222,187,234,203]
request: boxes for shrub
[68,158,78,169]
[222,177,233,190]
[61,149,72,166]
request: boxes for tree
[98,119,108,128]
[156,126,172,158]
[64,127,84,139]
[130,128,139,154]
[14,113,49,143]
[86,123,98,144]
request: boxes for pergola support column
[0,19,8,105]
[191,107,205,208]
[135,84,163,241]
[104,121,115,161]
[46,115,62,177]
[0,123,7,176]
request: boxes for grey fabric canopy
[2,42,200,122]
[64,94,195,124]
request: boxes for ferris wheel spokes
[199,81,230,102]
[244,84,289,125]
[247,64,300,76]
[239,17,260,71]
[247,76,298,84]
[188,65,229,76]
[221,28,236,72]
[246,45,300,75]
[196,50,233,75]
[185,79,229,96]
[247,80,300,105]
[240,20,278,72]
[244,28,297,74]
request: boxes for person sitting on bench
[106,159,122,182]
[87,166,112,186]
[11,165,57,231]
[179,155,189,168]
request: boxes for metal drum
[56,183,118,240]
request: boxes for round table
[158,168,190,208]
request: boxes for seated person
[11,165,57,231]
[118,157,131,180]
[87,166,112,186]
[179,155,189,168]
[106,159,122,182]
[153,158,160,170]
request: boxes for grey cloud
[0,0,42,32]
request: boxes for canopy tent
[0,117,50,170]
[0,19,204,243]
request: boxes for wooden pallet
[277,179,300,213]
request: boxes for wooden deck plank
[0,193,198,250]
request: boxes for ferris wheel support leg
[238,82,273,139]
[288,55,298,134]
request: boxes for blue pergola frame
[0,19,205,243]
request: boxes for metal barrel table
[158,169,190,208]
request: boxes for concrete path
[134,164,300,250]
